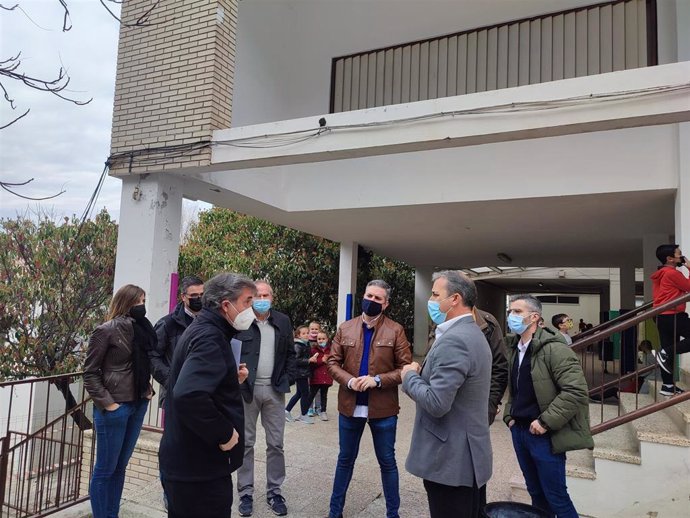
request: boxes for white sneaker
[297,414,314,424]
[319,411,328,421]
[285,410,294,422]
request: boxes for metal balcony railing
[331,0,658,113]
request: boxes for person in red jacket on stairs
[651,244,690,395]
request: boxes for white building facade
[110,0,689,356]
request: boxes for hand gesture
[309,353,319,363]
[529,419,547,435]
[401,362,420,379]
[219,428,240,451]
[352,375,377,391]
[238,363,249,384]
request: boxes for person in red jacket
[306,330,334,421]
[651,244,690,395]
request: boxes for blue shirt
[356,324,375,407]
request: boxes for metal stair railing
[569,291,690,435]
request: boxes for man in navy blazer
[402,270,493,518]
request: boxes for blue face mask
[427,300,448,325]
[252,299,271,314]
[508,313,530,334]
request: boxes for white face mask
[230,304,255,331]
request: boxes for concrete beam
[212,62,690,170]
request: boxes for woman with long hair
[84,284,155,518]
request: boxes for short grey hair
[509,294,542,315]
[253,279,274,296]
[432,270,477,308]
[366,279,392,300]
[202,272,256,310]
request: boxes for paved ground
[61,381,522,518]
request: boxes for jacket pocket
[421,415,448,442]
[374,338,394,347]
[341,338,358,347]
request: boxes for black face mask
[130,304,146,320]
[362,298,383,317]
[188,297,203,312]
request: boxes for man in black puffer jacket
[150,276,204,408]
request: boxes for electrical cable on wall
[102,81,690,169]
[213,82,690,149]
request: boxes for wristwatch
[374,375,382,388]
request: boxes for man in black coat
[150,275,204,411]
[159,272,256,518]
[236,280,296,517]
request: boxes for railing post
[0,434,10,514]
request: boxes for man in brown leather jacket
[471,308,509,425]
[326,279,411,518]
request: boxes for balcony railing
[330,0,657,113]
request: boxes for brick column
[109,0,237,175]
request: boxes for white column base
[413,268,433,357]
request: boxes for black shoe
[267,494,288,516]
[653,349,672,374]
[238,495,253,517]
[660,384,685,396]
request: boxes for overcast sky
[1,2,139,220]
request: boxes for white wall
[232,0,605,126]
[209,125,678,212]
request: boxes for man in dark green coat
[503,294,593,518]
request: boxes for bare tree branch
[99,0,161,28]
[57,0,72,31]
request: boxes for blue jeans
[90,399,149,518]
[510,424,579,518]
[329,414,399,518]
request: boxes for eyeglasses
[186,293,203,299]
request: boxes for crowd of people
[81,243,690,518]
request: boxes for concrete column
[608,268,621,311]
[673,1,690,374]
[676,123,690,374]
[619,264,636,310]
[413,267,433,357]
[337,242,358,325]
[114,173,184,325]
[643,234,670,301]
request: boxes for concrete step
[620,391,690,448]
[588,402,641,466]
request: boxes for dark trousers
[423,479,483,518]
[163,476,233,518]
[306,384,329,412]
[510,424,578,518]
[330,414,399,518]
[656,313,690,385]
[285,377,311,415]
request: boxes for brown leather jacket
[327,314,411,419]
[472,308,509,425]
[84,316,151,410]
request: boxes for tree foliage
[179,208,340,329]
[0,210,118,380]
[358,248,415,341]
[179,208,415,338]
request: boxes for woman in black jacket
[84,284,154,518]
[284,326,317,423]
